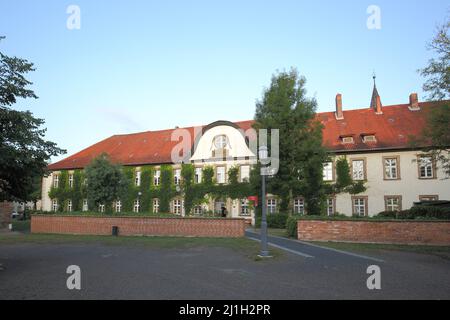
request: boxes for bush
[376,206,450,220]
[286,215,301,238]
[255,213,289,228]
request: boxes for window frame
[417,155,436,179]
[419,195,439,201]
[135,171,141,186]
[351,196,368,217]
[293,197,305,215]
[267,198,277,214]
[240,165,250,182]
[216,166,226,184]
[173,199,182,215]
[322,161,334,182]
[153,198,159,213]
[115,200,122,213]
[350,158,367,181]
[239,199,250,216]
[326,197,336,216]
[194,167,202,184]
[133,199,140,213]
[53,174,59,188]
[383,156,401,180]
[384,195,402,212]
[154,169,161,186]
[68,174,74,188]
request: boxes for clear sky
[0,0,448,162]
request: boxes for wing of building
[42,91,450,221]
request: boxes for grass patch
[251,228,288,238]
[310,241,450,260]
[0,233,282,261]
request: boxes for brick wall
[31,215,246,238]
[0,201,13,227]
[298,220,450,245]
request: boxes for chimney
[335,93,344,119]
[409,93,420,110]
[375,95,382,114]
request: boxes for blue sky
[0,0,448,162]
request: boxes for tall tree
[417,19,450,177]
[419,19,450,100]
[0,38,65,201]
[253,68,327,214]
[85,153,127,213]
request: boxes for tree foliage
[0,39,65,201]
[84,153,127,212]
[253,68,328,214]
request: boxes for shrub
[286,215,301,238]
[409,205,450,219]
[255,213,289,228]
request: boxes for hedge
[255,213,289,228]
[377,206,450,220]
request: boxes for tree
[85,153,127,213]
[0,38,65,201]
[419,19,450,100]
[253,68,328,214]
[417,19,450,178]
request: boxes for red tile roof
[47,101,447,171]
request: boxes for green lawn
[251,228,289,238]
[310,241,450,260]
[0,232,282,261]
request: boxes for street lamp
[258,145,271,258]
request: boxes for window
[52,199,58,212]
[193,205,203,215]
[213,135,228,149]
[419,195,439,202]
[174,169,181,185]
[385,196,401,212]
[53,175,59,188]
[153,199,159,213]
[362,135,376,143]
[352,197,367,216]
[323,162,333,181]
[115,200,122,213]
[240,165,250,182]
[352,159,365,180]
[154,170,160,186]
[216,167,225,184]
[240,199,250,216]
[341,136,354,144]
[82,199,88,212]
[267,199,277,214]
[327,198,335,216]
[99,204,105,213]
[135,171,141,186]
[173,199,181,215]
[418,156,434,179]
[195,167,202,183]
[67,200,72,212]
[133,199,140,213]
[384,157,400,180]
[293,198,305,215]
[68,174,74,188]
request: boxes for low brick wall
[298,220,450,245]
[0,201,13,227]
[31,215,245,238]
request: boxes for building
[41,87,450,221]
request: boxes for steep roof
[47,101,447,171]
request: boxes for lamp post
[258,145,271,258]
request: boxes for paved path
[245,229,384,263]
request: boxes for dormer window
[340,135,354,144]
[362,134,376,143]
[213,135,228,149]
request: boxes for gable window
[115,200,122,213]
[213,135,228,149]
[293,198,305,215]
[135,171,141,186]
[418,156,434,179]
[352,159,366,180]
[67,200,72,212]
[385,196,402,212]
[240,199,250,216]
[53,175,59,188]
[327,197,335,216]
[216,166,226,184]
[195,167,202,183]
[174,169,181,185]
[267,198,277,214]
[68,174,74,188]
[133,199,140,213]
[52,199,58,212]
[384,156,400,180]
[99,204,105,213]
[323,162,333,181]
[154,170,160,186]
[240,165,250,182]
[153,199,159,213]
[352,196,367,216]
[82,199,88,212]
[173,199,182,215]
